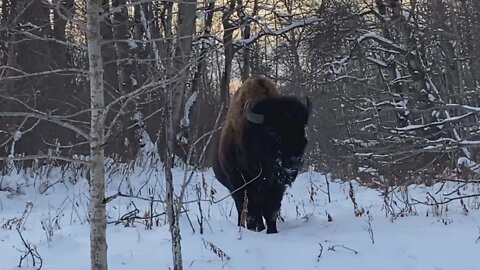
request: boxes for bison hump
[235,76,279,105]
[226,77,279,129]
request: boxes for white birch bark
[164,1,197,269]
[164,149,182,270]
[86,1,108,270]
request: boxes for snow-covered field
[1,164,480,270]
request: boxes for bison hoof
[256,222,266,232]
[246,219,257,231]
[266,228,278,234]
[246,217,266,232]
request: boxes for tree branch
[0,112,90,140]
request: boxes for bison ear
[244,100,264,124]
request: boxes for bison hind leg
[247,216,265,232]
[246,215,265,232]
[263,208,279,234]
[238,213,265,232]
[257,218,266,232]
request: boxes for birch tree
[86,0,108,269]
[165,0,197,269]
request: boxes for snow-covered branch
[356,29,406,54]
[234,17,319,46]
[0,67,88,81]
[0,154,89,165]
[0,112,90,140]
[393,113,474,132]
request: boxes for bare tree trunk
[164,150,182,270]
[464,0,480,89]
[169,0,196,129]
[86,1,108,270]
[374,0,409,127]
[220,0,236,109]
[113,0,132,96]
[100,0,118,93]
[164,1,197,269]
[0,0,11,66]
[108,0,142,162]
[191,0,215,95]
[1,0,17,91]
[236,0,253,81]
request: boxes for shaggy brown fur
[213,75,310,233]
[219,77,279,155]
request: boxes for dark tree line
[301,0,480,185]
[0,0,220,169]
[1,0,480,186]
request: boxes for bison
[213,77,311,233]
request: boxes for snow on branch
[0,67,88,81]
[448,104,480,112]
[458,157,480,174]
[366,56,389,67]
[372,101,480,115]
[356,29,406,54]
[180,91,198,128]
[234,17,319,46]
[0,112,90,139]
[394,112,474,132]
[424,138,480,147]
[327,56,350,75]
[0,154,90,165]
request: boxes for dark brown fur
[213,76,310,233]
[219,77,279,153]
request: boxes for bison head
[244,96,311,183]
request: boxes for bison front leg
[263,185,285,234]
[231,191,246,227]
[233,188,265,232]
[245,188,265,232]
[248,208,266,232]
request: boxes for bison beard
[213,77,311,233]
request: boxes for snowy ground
[1,163,480,270]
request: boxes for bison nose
[290,156,303,168]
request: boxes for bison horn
[244,101,264,124]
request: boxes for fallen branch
[327,244,358,254]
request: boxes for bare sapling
[16,228,43,270]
